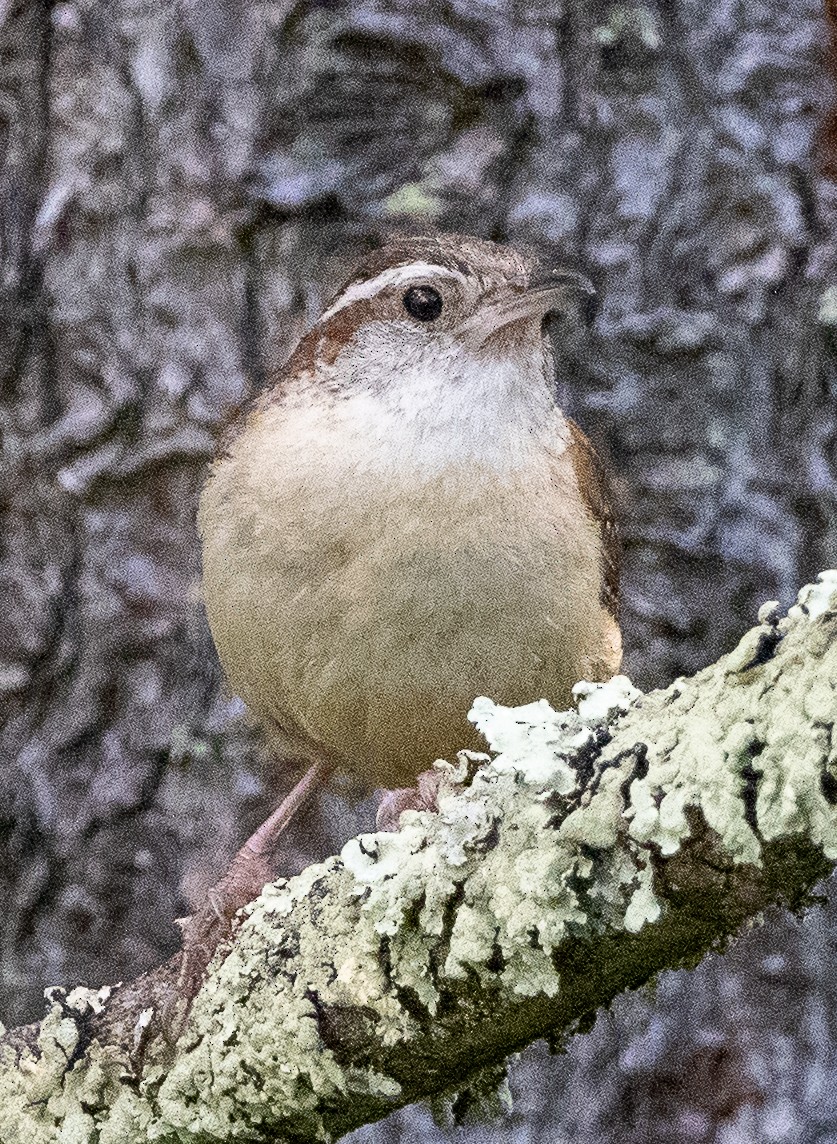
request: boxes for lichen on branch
[3,573,837,1143]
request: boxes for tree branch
[3,573,837,1143]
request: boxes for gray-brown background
[2,1,837,1140]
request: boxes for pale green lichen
[144,674,655,1139]
[573,675,643,723]
[789,568,837,621]
[381,181,443,220]
[625,571,837,868]
[3,575,837,1142]
[0,1000,128,1144]
[623,867,662,933]
[333,676,649,1011]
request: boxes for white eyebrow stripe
[319,262,464,323]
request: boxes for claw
[376,767,444,831]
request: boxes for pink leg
[225,759,329,880]
[177,759,331,1003]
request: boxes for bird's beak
[461,268,598,347]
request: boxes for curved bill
[460,269,597,346]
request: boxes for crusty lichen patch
[0,990,139,1144]
[623,573,837,867]
[149,676,653,1139]
[3,574,837,1142]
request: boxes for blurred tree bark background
[1,1,836,1141]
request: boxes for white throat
[305,333,564,476]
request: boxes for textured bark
[2,1,837,1141]
[2,579,837,1142]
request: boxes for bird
[187,233,622,979]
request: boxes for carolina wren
[192,234,621,954]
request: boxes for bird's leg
[176,758,331,1005]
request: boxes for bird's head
[282,234,596,420]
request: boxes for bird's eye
[403,285,443,322]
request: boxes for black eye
[403,285,443,322]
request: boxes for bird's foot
[375,751,492,832]
[173,759,330,1017]
[375,768,445,831]
[175,847,273,1009]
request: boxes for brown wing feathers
[566,419,621,621]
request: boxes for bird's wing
[565,417,621,622]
